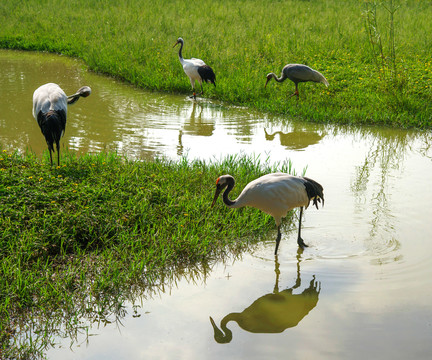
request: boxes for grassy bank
[0,149,295,357]
[0,0,431,128]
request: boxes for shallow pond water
[1,50,432,359]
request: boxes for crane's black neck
[67,95,80,105]
[222,176,237,207]
[177,40,184,61]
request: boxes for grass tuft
[0,148,296,357]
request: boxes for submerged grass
[0,0,431,128]
[0,148,295,357]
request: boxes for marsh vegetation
[0,0,431,127]
[1,0,432,358]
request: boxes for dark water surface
[1,50,432,359]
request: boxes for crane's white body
[212,172,324,252]
[180,57,207,90]
[32,83,68,124]
[227,173,310,227]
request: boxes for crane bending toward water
[173,37,216,99]
[32,83,91,166]
[265,64,329,98]
[211,173,324,254]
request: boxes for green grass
[0,0,431,128]
[1,0,431,356]
[0,148,296,358]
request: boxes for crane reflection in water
[264,128,325,151]
[209,250,321,343]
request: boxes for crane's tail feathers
[198,65,216,86]
[37,110,66,152]
[311,69,329,87]
[302,177,324,209]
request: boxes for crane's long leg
[297,207,309,249]
[56,142,60,166]
[274,225,282,255]
[194,81,204,97]
[289,84,300,99]
[189,89,197,99]
[189,78,197,99]
[49,148,53,166]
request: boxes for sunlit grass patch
[0,148,297,357]
[0,0,431,128]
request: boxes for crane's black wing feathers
[37,109,66,151]
[302,177,324,209]
[198,65,216,86]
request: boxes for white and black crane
[32,83,91,166]
[173,37,216,99]
[211,173,324,254]
[265,64,329,98]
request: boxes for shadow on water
[209,249,320,344]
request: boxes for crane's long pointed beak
[172,41,179,48]
[265,78,270,88]
[211,188,222,208]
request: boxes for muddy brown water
[1,50,432,359]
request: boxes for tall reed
[363,0,404,89]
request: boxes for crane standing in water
[211,173,324,254]
[265,64,329,98]
[32,83,91,166]
[173,37,216,99]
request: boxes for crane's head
[264,73,274,88]
[211,175,233,208]
[77,86,92,98]
[67,86,92,105]
[173,37,184,48]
